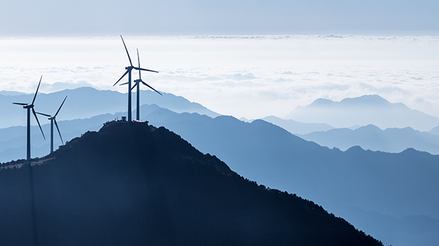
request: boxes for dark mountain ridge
[0,121,381,246]
[3,103,439,245]
[143,109,439,246]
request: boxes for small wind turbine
[13,76,46,163]
[132,49,162,120]
[113,35,158,122]
[36,96,67,154]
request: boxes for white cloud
[1,35,439,120]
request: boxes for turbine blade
[137,49,142,80]
[54,119,64,144]
[114,70,129,86]
[141,81,162,95]
[135,67,159,73]
[13,102,28,106]
[131,83,137,91]
[36,112,51,117]
[54,96,67,117]
[31,75,43,105]
[120,35,133,67]
[119,82,129,86]
[32,108,45,140]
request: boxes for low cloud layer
[1,35,439,119]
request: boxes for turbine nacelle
[13,102,32,109]
[38,113,55,120]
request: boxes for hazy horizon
[1,34,439,120]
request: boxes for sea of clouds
[1,35,439,119]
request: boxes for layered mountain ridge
[286,94,439,131]
[0,87,218,129]
[2,88,439,246]
[0,121,381,246]
[299,124,439,154]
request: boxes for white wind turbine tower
[132,49,162,120]
[113,35,159,122]
[12,76,46,163]
[36,96,67,154]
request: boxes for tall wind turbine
[13,76,46,163]
[36,96,67,154]
[113,35,158,122]
[132,49,162,120]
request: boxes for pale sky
[1,1,439,120]
[0,0,438,36]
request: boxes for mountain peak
[58,120,236,178]
[310,98,335,106]
[0,121,382,246]
[340,94,390,106]
[308,95,390,108]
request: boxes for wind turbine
[36,96,67,154]
[13,76,46,163]
[132,49,162,120]
[113,35,159,122]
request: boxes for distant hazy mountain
[3,104,439,245]
[286,95,439,131]
[0,122,382,246]
[262,116,334,134]
[0,91,26,96]
[144,110,439,246]
[0,87,219,129]
[429,125,439,136]
[300,124,439,154]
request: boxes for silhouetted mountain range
[286,95,439,131]
[0,121,381,246]
[0,91,26,96]
[0,105,165,163]
[2,89,439,245]
[299,124,439,154]
[0,87,218,128]
[140,109,439,246]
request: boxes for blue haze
[286,95,439,131]
[2,89,439,246]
